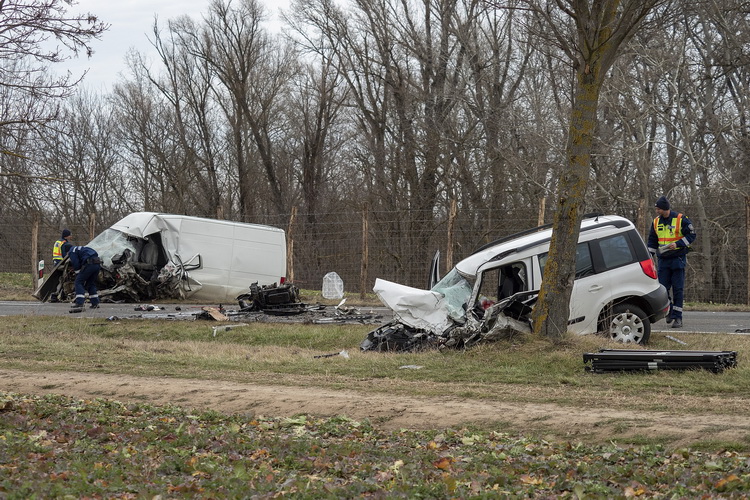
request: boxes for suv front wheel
[605,303,651,344]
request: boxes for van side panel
[160,215,286,302]
[173,218,234,301]
[229,224,287,290]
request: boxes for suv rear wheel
[606,303,650,344]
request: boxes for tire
[606,303,651,344]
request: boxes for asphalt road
[1,300,749,336]
[0,300,387,323]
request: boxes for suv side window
[539,242,594,280]
[597,233,635,270]
[477,262,528,305]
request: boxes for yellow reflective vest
[52,239,65,263]
[653,214,685,247]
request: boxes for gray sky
[63,0,289,92]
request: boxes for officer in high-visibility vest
[52,229,72,266]
[49,229,73,303]
[647,196,696,328]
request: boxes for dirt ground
[2,368,749,447]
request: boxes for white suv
[373,214,669,346]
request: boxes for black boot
[671,318,683,328]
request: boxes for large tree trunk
[532,73,602,340]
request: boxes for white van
[35,212,287,303]
[374,214,670,345]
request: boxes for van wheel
[607,304,650,344]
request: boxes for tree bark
[532,74,602,340]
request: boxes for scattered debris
[134,304,165,311]
[399,365,424,370]
[312,299,381,324]
[360,322,438,352]
[313,350,350,359]
[199,306,229,321]
[583,349,737,374]
[212,323,248,337]
[665,335,688,345]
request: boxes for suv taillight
[639,258,658,279]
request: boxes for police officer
[648,196,696,328]
[67,245,102,311]
[50,229,73,303]
[52,229,73,266]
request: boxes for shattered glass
[429,268,474,324]
[87,229,139,268]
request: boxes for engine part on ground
[237,282,306,315]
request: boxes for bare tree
[176,0,297,219]
[526,0,668,340]
[291,58,348,223]
[37,91,125,222]
[0,0,108,153]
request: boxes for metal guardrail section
[583,349,738,374]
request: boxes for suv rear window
[597,233,636,270]
[539,231,639,280]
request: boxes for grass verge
[1,392,749,498]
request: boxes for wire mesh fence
[0,208,746,305]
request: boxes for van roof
[455,214,634,277]
[111,212,284,239]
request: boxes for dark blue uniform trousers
[74,263,101,307]
[657,256,685,320]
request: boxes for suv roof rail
[471,212,621,256]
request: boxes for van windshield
[430,267,474,321]
[87,229,139,268]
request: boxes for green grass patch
[0,272,35,300]
[2,317,750,404]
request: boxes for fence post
[31,212,40,289]
[88,212,96,241]
[360,205,369,299]
[446,199,457,272]
[287,207,297,284]
[537,197,546,226]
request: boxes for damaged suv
[366,214,669,350]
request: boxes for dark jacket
[647,211,696,259]
[67,246,100,271]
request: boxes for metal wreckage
[361,287,538,352]
[360,249,539,352]
[35,212,288,304]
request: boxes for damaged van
[34,212,286,303]
[367,214,669,349]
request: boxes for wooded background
[1,0,749,303]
